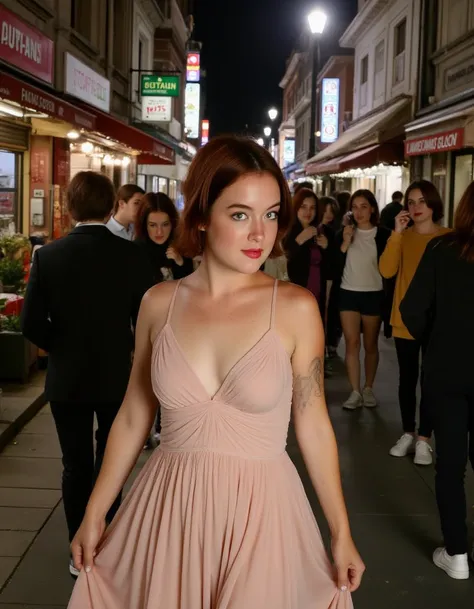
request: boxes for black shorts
[338,288,384,317]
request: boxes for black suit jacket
[21,225,154,403]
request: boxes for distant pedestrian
[106,184,144,240]
[400,181,474,580]
[380,191,404,231]
[21,171,154,578]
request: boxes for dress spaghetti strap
[270,279,278,329]
[166,279,182,325]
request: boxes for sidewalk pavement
[0,338,473,608]
[0,371,46,453]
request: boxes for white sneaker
[69,559,80,578]
[433,547,469,580]
[362,387,377,407]
[343,391,363,410]
[414,440,433,465]
[389,433,415,457]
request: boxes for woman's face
[205,172,280,274]
[147,211,172,245]
[322,204,334,225]
[297,197,317,228]
[120,192,143,224]
[351,196,373,226]
[407,188,433,224]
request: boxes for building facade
[405,0,474,223]
[305,0,419,205]
[0,0,176,239]
[278,51,301,182]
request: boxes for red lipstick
[242,249,263,259]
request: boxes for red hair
[452,181,474,262]
[174,135,293,258]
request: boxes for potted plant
[0,258,25,293]
[0,311,37,383]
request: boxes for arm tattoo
[292,357,323,412]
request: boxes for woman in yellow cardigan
[379,180,450,466]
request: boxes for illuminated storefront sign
[283,139,295,166]
[185,83,200,139]
[141,75,180,97]
[201,119,209,145]
[321,78,340,144]
[404,128,464,156]
[141,96,172,122]
[186,53,200,82]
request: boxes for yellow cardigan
[379,227,451,339]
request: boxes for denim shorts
[338,288,384,317]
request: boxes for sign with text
[186,52,200,82]
[321,78,340,144]
[184,83,200,139]
[0,5,54,83]
[201,119,209,145]
[141,75,180,97]
[283,139,295,166]
[65,53,110,112]
[404,128,464,156]
[141,96,172,122]
[0,71,96,130]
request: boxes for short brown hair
[404,180,444,223]
[135,192,179,243]
[114,184,145,213]
[350,189,380,225]
[175,135,293,258]
[67,171,115,222]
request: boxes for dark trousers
[50,401,122,542]
[394,337,431,438]
[426,382,474,555]
[326,285,342,349]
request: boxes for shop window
[137,174,146,190]
[453,154,473,219]
[393,19,406,85]
[0,150,20,234]
[159,178,168,194]
[169,179,178,201]
[113,0,128,73]
[360,55,368,108]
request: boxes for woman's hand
[394,210,410,234]
[70,515,106,574]
[342,225,354,244]
[315,233,328,250]
[296,226,318,245]
[166,247,184,266]
[331,535,365,592]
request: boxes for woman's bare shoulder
[140,281,179,340]
[276,281,320,324]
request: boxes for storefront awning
[305,96,411,167]
[0,70,96,131]
[306,143,404,176]
[87,108,175,164]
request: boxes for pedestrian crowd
[18,135,474,609]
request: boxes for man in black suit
[21,171,154,576]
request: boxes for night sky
[194,0,358,137]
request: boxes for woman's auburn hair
[448,180,474,262]
[174,135,293,258]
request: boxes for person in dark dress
[134,192,193,284]
[400,181,474,580]
[134,192,193,446]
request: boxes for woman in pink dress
[68,135,365,609]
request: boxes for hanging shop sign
[0,70,96,130]
[404,128,464,156]
[201,119,209,145]
[141,75,180,97]
[186,53,200,83]
[65,53,110,113]
[321,78,340,144]
[0,5,54,84]
[184,83,200,139]
[141,96,172,122]
[283,139,295,166]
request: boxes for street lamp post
[307,9,327,160]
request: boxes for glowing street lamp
[307,8,328,159]
[263,126,272,137]
[308,9,327,34]
[268,108,278,121]
[257,137,265,146]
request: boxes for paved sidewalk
[0,338,473,608]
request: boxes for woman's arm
[71,288,162,571]
[378,231,402,278]
[399,239,438,340]
[290,289,365,591]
